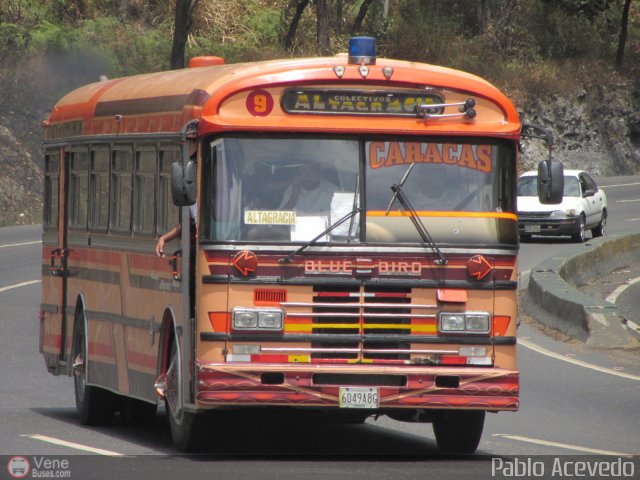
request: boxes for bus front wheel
[166,340,199,451]
[432,410,485,454]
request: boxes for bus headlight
[233,309,258,329]
[465,313,490,332]
[439,313,465,332]
[232,308,284,331]
[258,310,284,329]
[439,312,490,334]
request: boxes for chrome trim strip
[282,302,437,309]
[200,244,518,255]
[261,347,361,354]
[260,347,458,355]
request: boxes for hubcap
[73,352,86,403]
[165,355,178,413]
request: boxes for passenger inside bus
[155,203,197,257]
[155,142,198,257]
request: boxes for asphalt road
[1,177,639,479]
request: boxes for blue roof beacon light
[348,37,376,65]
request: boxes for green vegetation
[0,0,638,225]
[1,0,637,97]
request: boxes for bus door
[43,148,70,374]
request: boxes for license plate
[339,387,379,409]
[524,224,541,233]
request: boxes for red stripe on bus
[129,254,171,270]
[127,351,157,370]
[88,341,114,358]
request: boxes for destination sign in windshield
[281,89,445,116]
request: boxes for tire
[591,210,607,238]
[73,308,116,426]
[166,340,199,451]
[572,214,586,243]
[432,410,485,454]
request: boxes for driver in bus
[401,167,447,211]
[278,162,336,215]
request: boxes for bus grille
[281,285,436,363]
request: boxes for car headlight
[550,209,577,218]
[232,308,284,331]
[439,312,490,334]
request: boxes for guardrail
[524,232,640,349]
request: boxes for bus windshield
[201,137,515,245]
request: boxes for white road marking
[0,280,40,293]
[493,434,633,457]
[518,338,640,381]
[601,182,640,188]
[616,198,640,203]
[606,275,640,304]
[22,434,124,456]
[0,240,41,248]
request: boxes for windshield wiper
[279,208,362,264]
[389,183,447,265]
[386,163,415,213]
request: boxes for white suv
[517,169,607,242]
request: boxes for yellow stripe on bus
[285,324,436,333]
[367,210,518,221]
[288,355,310,363]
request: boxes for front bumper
[196,363,519,411]
[518,217,579,237]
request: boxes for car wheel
[572,214,586,243]
[591,210,607,238]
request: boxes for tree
[616,0,633,69]
[316,0,330,54]
[351,0,374,35]
[170,0,199,69]
[284,0,310,50]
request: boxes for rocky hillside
[1,71,639,227]
[0,113,43,227]
[520,79,640,176]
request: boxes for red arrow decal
[233,250,258,277]
[467,255,492,280]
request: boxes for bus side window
[134,147,157,235]
[43,151,60,229]
[89,148,109,232]
[110,147,133,234]
[68,149,89,230]
[158,147,181,235]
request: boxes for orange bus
[40,37,559,453]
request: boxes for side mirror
[537,159,564,205]
[171,160,196,206]
[583,189,596,198]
